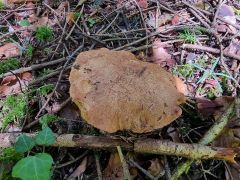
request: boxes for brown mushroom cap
[69,48,186,133]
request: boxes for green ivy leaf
[35,127,56,145]
[14,134,35,153]
[12,153,53,180]
[19,19,30,27]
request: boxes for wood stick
[182,44,240,61]
[0,133,237,162]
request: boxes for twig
[182,44,240,61]
[0,132,238,162]
[217,16,240,30]
[0,58,67,79]
[128,158,155,180]
[29,66,71,86]
[94,152,103,180]
[55,151,89,169]
[212,0,225,27]
[117,146,131,180]
[183,1,211,24]
[34,45,84,120]
[171,99,238,180]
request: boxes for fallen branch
[0,57,67,79]
[0,133,238,162]
[171,98,238,180]
[182,44,240,61]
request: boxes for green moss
[0,148,23,162]
[37,84,54,96]
[25,44,34,57]
[0,58,20,74]
[35,26,53,42]
[39,114,58,128]
[0,95,27,129]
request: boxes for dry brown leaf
[103,153,124,180]
[146,11,172,28]
[0,72,32,97]
[67,157,88,180]
[66,12,77,26]
[152,39,175,67]
[0,43,21,60]
[69,48,186,133]
[148,158,164,177]
[197,96,234,119]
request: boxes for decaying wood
[0,133,237,162]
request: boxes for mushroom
[69,48,186,133]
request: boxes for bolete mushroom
[69,48,186,133]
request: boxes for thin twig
[182,44,240,61]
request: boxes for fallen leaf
[0,72,32,97]
[225,39,240,56]
[136,0,148,9]
[103,153,124,180]
[167,127,181,142]
[197,96,234,119]
[152,39,175,67]
[148,158,164,177]
[171,11,190,25]
[0,43,21,60]
[146,11,173,28]
[69,48,186,133]
[216,4,237,33]
[66,12,79,26]
[67,157,88,180]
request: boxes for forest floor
[0,0,240,179]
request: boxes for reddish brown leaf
[0,43,21,60]
[0,72,32,97]
[136,0,148,9]
[152,39,175,67]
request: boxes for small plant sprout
[193,58,235,93]
[35,26,53,42]
[179,30,197,44]
[173,64,194,78]
[87,18,96,27]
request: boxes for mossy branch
[0,133,238,162]
[171,98,238,180]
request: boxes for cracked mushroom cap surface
[69,48,186,133]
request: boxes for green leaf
[19,19,30,27]
[35,127,56,145]
[14,134,35,153]
[12,153,53,180]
